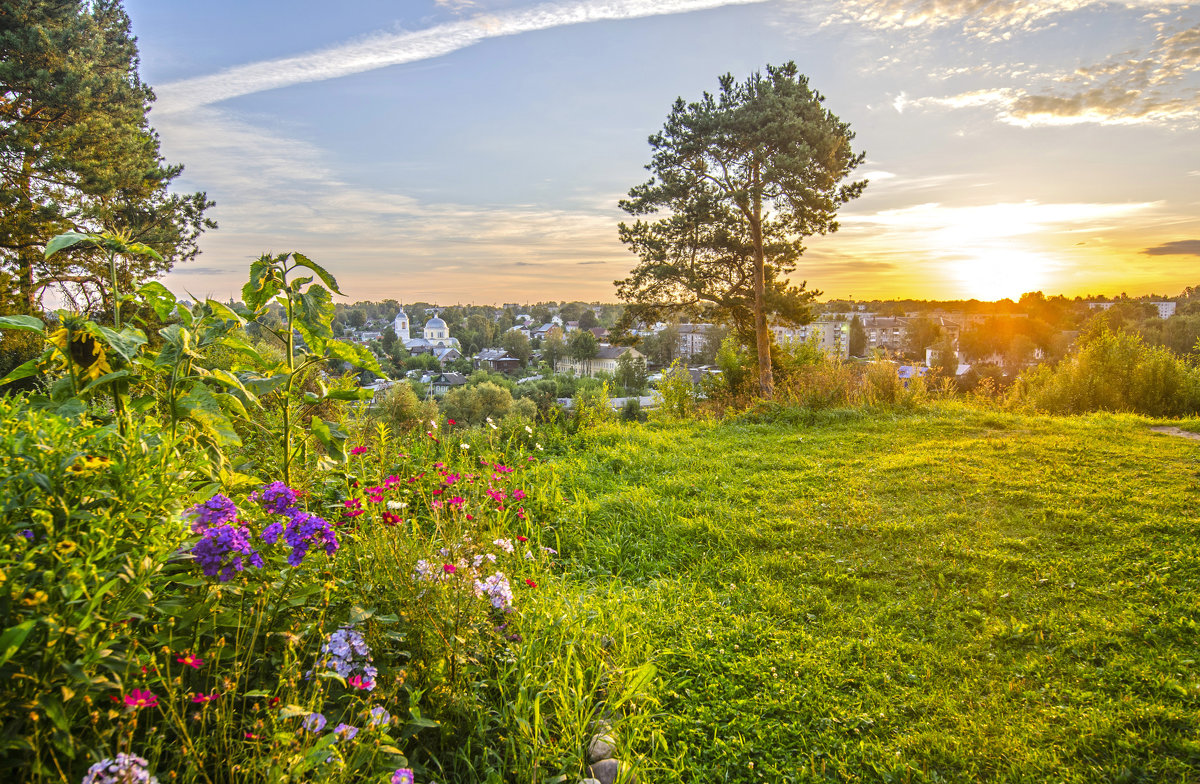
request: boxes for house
[475,348,521,374]
[432,347,462,365]
[863,317,908,354]
[429,372,468,396]
[394,308,461,353]
[1152,301,1177,319]
[676,324,713,357]
[555,345,644,377]
[589,326,610,341]
[772,320,850,358]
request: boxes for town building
[555,345,644,377]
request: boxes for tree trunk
[750,166,774,398]
[16,158,37,313]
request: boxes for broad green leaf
[293,320,327,357]
[291,253,343,295]
[44,231,96,258]
[309,417,347,462]
[125,241,163,261]
[0,620,37,667]
[295,285,334,340]
[176,384,241,446]
[205,299,246,326]
[243,254,284,311]
[325,340,383,374]
[39,695,70,733]
[79,369,134,396]
[0,315,45,333]
[0,358,42,386]
[137,281,178,321]
[324,388,373,401]
[91,324,147,363]
[244,373,290,395]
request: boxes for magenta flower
[176,652,203,669]
[442,563,457,575]
[392,769,415,784]
[348,674,375,690]
[350,446,369,455]
[124,689,158,709]
[191,692,219,704]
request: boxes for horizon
[124,0,1200,306]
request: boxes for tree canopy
[0,0,214,314]
[616,62,865,396]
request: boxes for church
[394,309,461,353]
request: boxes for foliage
[1010,326,1200,416]
[614,351,648,394]
[616,61,866,397]
[654,360,696,419]
[370,383,436,434]
[0,0,214,313]
[441,382,535,426]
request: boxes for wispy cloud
[155,0,768,114]
[1142,239,1200,256]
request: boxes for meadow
[542,404,1200,782]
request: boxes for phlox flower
[124,689,158,709]
[191,524,263,581]
[175,652,203,669]
[474,572,513,610]
[256,482,298,514]
[82,753,159,784]
[392,769,415,784]
[493,538,514,554]
[187,494,238,533]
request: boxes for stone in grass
[587,758,635,784]
[588,733,616,762]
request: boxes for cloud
[824,0,1191,37]
[155,0,768,114]
[1142,239,1200,256]
[912,18,1200,127]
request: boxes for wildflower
[392,768,415,784]
[507,633,524,642]
[244,732,258,740]
[524,579,537,588]
[474,572,513,610]
[486,489,507,503]
[368,706,391,727]
[190,523,263,581]
[191,692,219,704]
[384,475,401,488]
[542,546,558,555]
[342,498,364,518]
[465,514,474,521]
[176,653,203,669]
[536,443,543,451]
[350,446,369,455]
[348,674,375,690]
[55,539,78,555]
[517,508,526,520]
[448,496,465,507]
[386,500,407,511]
[81,752,159,784]
[281,510,340,566]
[20,530,33,540]
[67,455,112,477]
[431,500,443,510]
[524,551,535,561]
[256,481,298,514]
[303,712,327,733]
[442,563,457,575]
[124,689,158,709]
[49,318,112,383]
[516,536,528,543]
[512,489,526,500]
[460,443,470,450]
[447,418,456,425]
[430,419,438,428]
[334,723,358,741]
[525,425,534,434]
[187,494,238,533]
[413,560,438,582]
[493,538,514,554]
[381,512,402,526]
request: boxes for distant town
[315,289,1197,402]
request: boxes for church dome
[425,316,447,329]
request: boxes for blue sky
[125,0,1200,304]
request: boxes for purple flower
[260,521,284,544]
[257,481,298,514]
[187,494,238,533]
[474,572,513,610]
[82,752,159,784]
[190,524,263,581]
[319,626,377,688]
[281,509,338,567]
[303,712,327,733]
[19,530,33,540]
[334,723,358,741]
[392,769,414,784]
[368,706,391,727]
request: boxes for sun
[953,248,1053,301]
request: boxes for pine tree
[0,0,214,314]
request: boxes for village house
[475,348,522,374]
[555,344,644,377]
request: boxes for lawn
[542,404,1200,783]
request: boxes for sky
[125,0,1200,305]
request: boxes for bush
[620,397,644,422]
[372,382,436,432]
[441,381,517,426]
[655,360,695,419]
[1010,326,1200,416]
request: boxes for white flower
[524,551,534,561]
[386,501,408,511]
[525,425,534,434]
[535,443,543,451]
[493,537,515,554]
[430,419,437,429]
[460,443,470,450]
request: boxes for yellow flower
[67,455,113,477]
[49,321,112,383]
[55,540,78,556]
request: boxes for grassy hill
[543,404,1200,782]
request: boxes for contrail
[154,0,769,114]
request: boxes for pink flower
[447,419,456,425]
[524,579,537,588]
[382,512,401,526]
[517,508,526,520]
[432,501,443,510]
[191,692,220,704]
[465,514,474,521]
[348,674,375,690]
[443,563,457,574]
[244,731,259,739]
[384,475,400,488]
[350,446,369,455]
[124,689,158,709]
[516,536,528,543]
[512,489,526,501]
[448,496,465,507]
[176,652,203,669]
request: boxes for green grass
[541,403,1200,783]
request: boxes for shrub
[655,360,695,419]
[1010,326,1200,416]
[372,382,435,432]
[441,382,517,426]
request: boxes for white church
[394,309,461,354]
